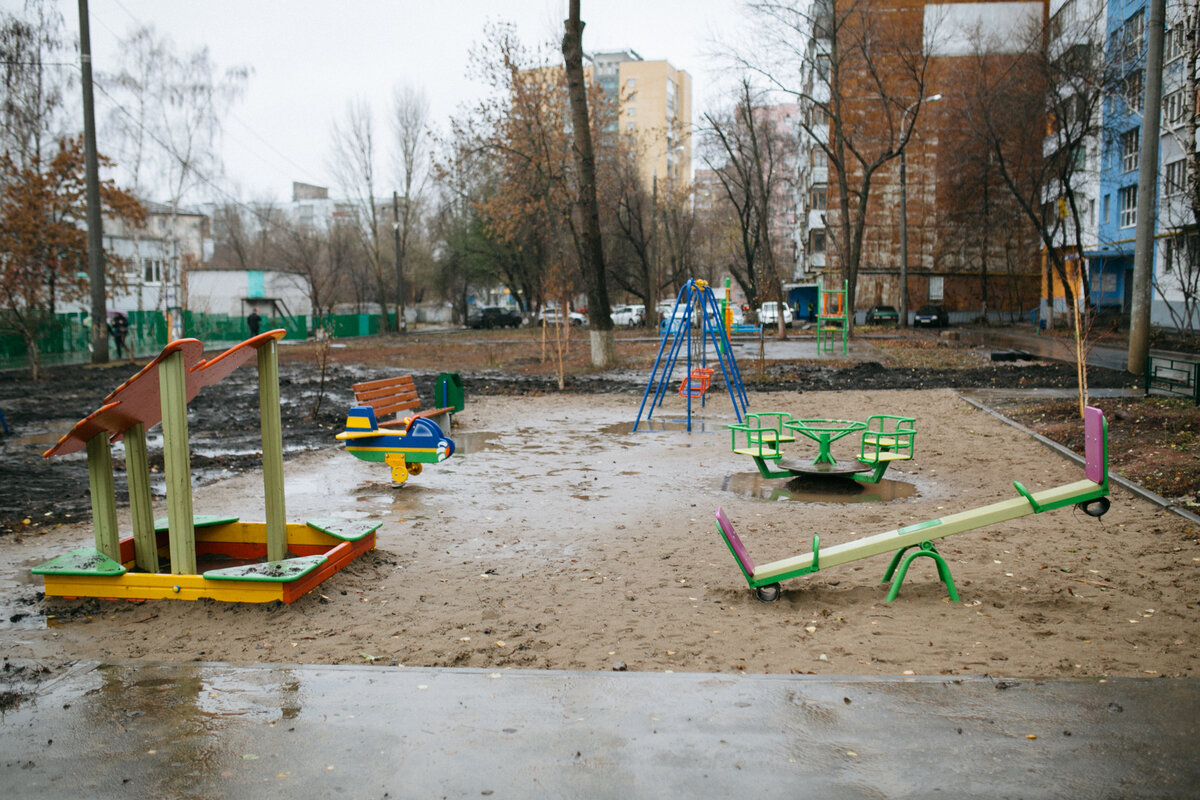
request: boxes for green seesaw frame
[717,406,1111,602]
[730,412,916,483]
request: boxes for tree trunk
[562,0,615,368]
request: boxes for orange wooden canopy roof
[44,330,286,458]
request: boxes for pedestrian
[247,309,261,337]
[108,312,130,359]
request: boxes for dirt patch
[988,396,1200,508]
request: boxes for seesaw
[336,405,455,485]
[730,412,916,483]
[33,330,379,604]
[717,406,1110,602]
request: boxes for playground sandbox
[2,387,1197,679]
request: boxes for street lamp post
[899,93,941,328]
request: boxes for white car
[610,304,645,326]
[758,301,794,328]
[539,308,586,327]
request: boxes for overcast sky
[52,0,745,203]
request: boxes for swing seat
[678,367,714,398]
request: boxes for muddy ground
[0,328,1197,683]
[0,328,1189,533]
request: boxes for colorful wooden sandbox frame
[717,406,1111,602]
[33,330,378,604]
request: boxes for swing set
[633,279,748,432]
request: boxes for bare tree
[737,0,935,327]
[953,3,1111,413]
[102,24,248,336]
[329,98,391,329]
[607,146,658,313]
[562,0,615,367]
[391,83,429,331]
[0,0,71,171]
[702,79,794,332]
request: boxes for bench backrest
[352,376,421,420]
[715,507,754,577]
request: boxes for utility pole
[1128,0,1166,375]
[392,191,404,333]
[79,0,107,364]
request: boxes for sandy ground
[2,388,1197,679]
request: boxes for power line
[90,1,326,196]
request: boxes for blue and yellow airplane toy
[336,406,455,485]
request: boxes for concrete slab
[2,662,1196,799]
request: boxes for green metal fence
[0,311,393,372]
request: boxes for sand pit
[2,388,1197,678]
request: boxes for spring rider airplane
[336,405,455,484]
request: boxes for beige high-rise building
[591,50,692,194]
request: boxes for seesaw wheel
[1078,496,1110,518]
[407,462,423,476]
[755,583,782,602]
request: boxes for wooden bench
[351,375,454,431]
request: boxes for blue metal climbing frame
[633,279,749,432]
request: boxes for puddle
[603,418,723,434]
[451,431,500,454]
[722,472,916,503]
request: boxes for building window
[1165,23,1185,63]
[627,121,636,132]
[815,55,830,82]
[1122,70,1143,114]
[811,148,827,169]
[626,77,636,88]
[1121,129,1139,172]
[1164,233,1199,274]
[1102,193,1110,224]
[810,229,825,254]
[626,106,636,117]
[1163,88,1187,127]
[1121,11,1144,64]
[929,276,944,302]
[1118,185,1137,228]
[143,258,163,283]
[811,187,826,211]
[1165,159,1187,197]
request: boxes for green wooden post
[158,349,196,574]
[124,422,158,573]
[85,433,120,560]
[257,338,287,561]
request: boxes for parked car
[914,304,949,328]
[468,305,523,329]
[757,301,793,327]
[610,304,645,327]
[538,308,586,327]
[865,305,900,324]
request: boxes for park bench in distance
[351,375,455,432]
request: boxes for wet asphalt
[2,661,1197,799]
